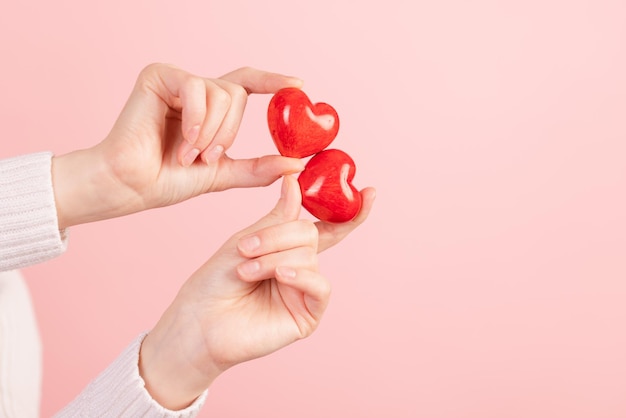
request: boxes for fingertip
[202,144,224,164]
[288,157,306,174]
[179,143,201,167]
[220,67,304,94]
[267,74,304,93]
[285,76,304,88]
[237,234,261,256]
[269,156,305,175]
[236,260,261,281]
[275,266,297,281]
[351,187,376,224]
[362,187,377,204]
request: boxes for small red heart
[267,88,339,158]
[298,149,362,223]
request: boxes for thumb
[238,175,302,237]
[213,155,304,191]
[219,66,303,94]
[270,174,302,222]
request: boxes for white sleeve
[0,152,68,271]
[53,333,208,418]
[0,270,43,418]
[1,154,209,415]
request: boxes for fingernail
[205,145,224,164]
[276,266,297,279]
[239,261,260,276]
[182,147,200,167]
[238,235,261,253]
[287,77,304,87]
[187,125,200,144]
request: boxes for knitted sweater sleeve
[0,152,68,271]
[1,152,208,416]
[53,333,208,417]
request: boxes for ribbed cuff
[0,152,68,271]
[53,333,208,417]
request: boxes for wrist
[139,306,221,410]
[51,146,139,229]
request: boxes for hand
[51,64,305,229]
[138,176,376,410]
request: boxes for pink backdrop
[2,0,626,416]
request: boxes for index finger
[219,66,304,94]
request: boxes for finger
[237,219,318,258]
[198,79,249,164]
[137,64,207,142]
[275,267,331,325]
[219,66,303,94]
[177,76,207,146]
[211,155,304,191]
[316,187,377,253]
[236,175,302,237]
[179,79,232,166]
[236,247,318,282]
[268,174,302,223]
[138,64,210,167]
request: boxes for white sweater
[0,152,207,417]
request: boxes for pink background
[2,0,626,416]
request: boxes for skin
[51,64,306,229]
[49,63,376,411]
[140,176,375,409]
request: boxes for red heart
[298,149,362,223]
[267,88,339,158]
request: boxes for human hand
[52,64,305,229]
[138,176,376,410]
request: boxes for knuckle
[135,63,175,95]
[319,279,332,300]
[220,124,239,142]
[260,228,278,248]
[212,88,232,110]
[137,62,166,81]
[182,74,203,93]
[306,251,319,272]
[299,220,319,243]
[232,66,253,76]
[231,83,249,101]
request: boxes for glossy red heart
[267,88,339,158]
[298,149,362,223]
